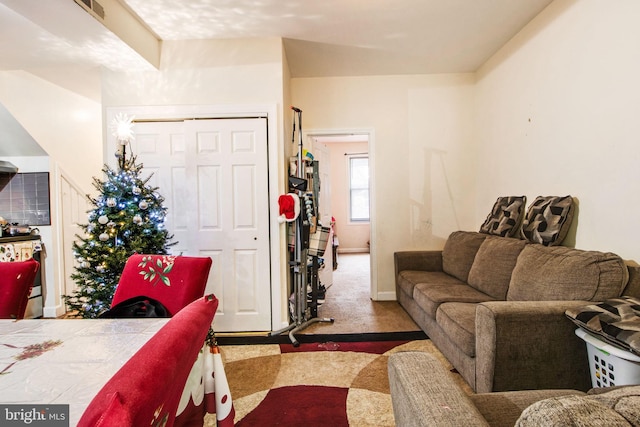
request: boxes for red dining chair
[0,258,40,319]
[78,294,219,427]
[110,254,212,317]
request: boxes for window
[349,156,369,222]
[0,172,51,226]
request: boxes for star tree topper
[110,113,135,169]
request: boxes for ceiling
[0,0,554,157]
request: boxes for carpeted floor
[294,253,420,336]
[210,338,471,426]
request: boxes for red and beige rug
[210,338,468,426]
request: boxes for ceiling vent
[74,0,105,20]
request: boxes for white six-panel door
[133,118,271,332]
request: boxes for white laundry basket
[575,328,640,388]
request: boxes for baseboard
[374,291,396,301]
[336,248,370,254]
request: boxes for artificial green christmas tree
[63,115,176,318]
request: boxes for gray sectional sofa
[388,351,640,427]
[394,230,640,393]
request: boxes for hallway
[303,253,419,334]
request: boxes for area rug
[205,336,471,426]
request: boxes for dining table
[0,318,233,426]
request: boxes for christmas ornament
[98,215,109,225]
[99,233,109,241]
[107,221,116,229]
[133,215,143,225]
[139,201,149,210]
[106,198,117,207]
[132,186,141,195]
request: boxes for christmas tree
[63,114,176,318]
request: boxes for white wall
[292,74,476,297]
[475,0,640,261]
[0,71,103,189]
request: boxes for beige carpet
[302,253,420,335]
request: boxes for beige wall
[321,140,370,252]
[292,74,476,298]
[475,0,640,261]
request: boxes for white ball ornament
[106,198,117,207]
[99,233,109,241]
[139,201,149,210]
[132,187,141,195]
[98,215,109,225]
[133,214,143,225]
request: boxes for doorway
[305,130,376,306]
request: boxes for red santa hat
[278,193,300,223]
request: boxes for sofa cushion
[479,196,527,237]
[442,231,488,282]
[515,394,633,426]
[566,296,640,355]
[436,302,477,357]
[396,270,464,300]
[471,390,586,427]
[507,244,629,302]
[516,386,640,427]
[413,282,494,318]
[520,195,574,246]
[468,236,528,300]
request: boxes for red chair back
[0,258,40,319]
[111,255,212,316]
[78,294,219,427]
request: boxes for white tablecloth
[0,319,170,425]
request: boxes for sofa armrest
[475,300,593,393]
[388,352,490,427]
[394,251,443,275]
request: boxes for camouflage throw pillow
[520,195,574,246]
[479,196,526,237]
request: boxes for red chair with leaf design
[78,294,219,427]
[0,258,40,319]
[111,254,212,317]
